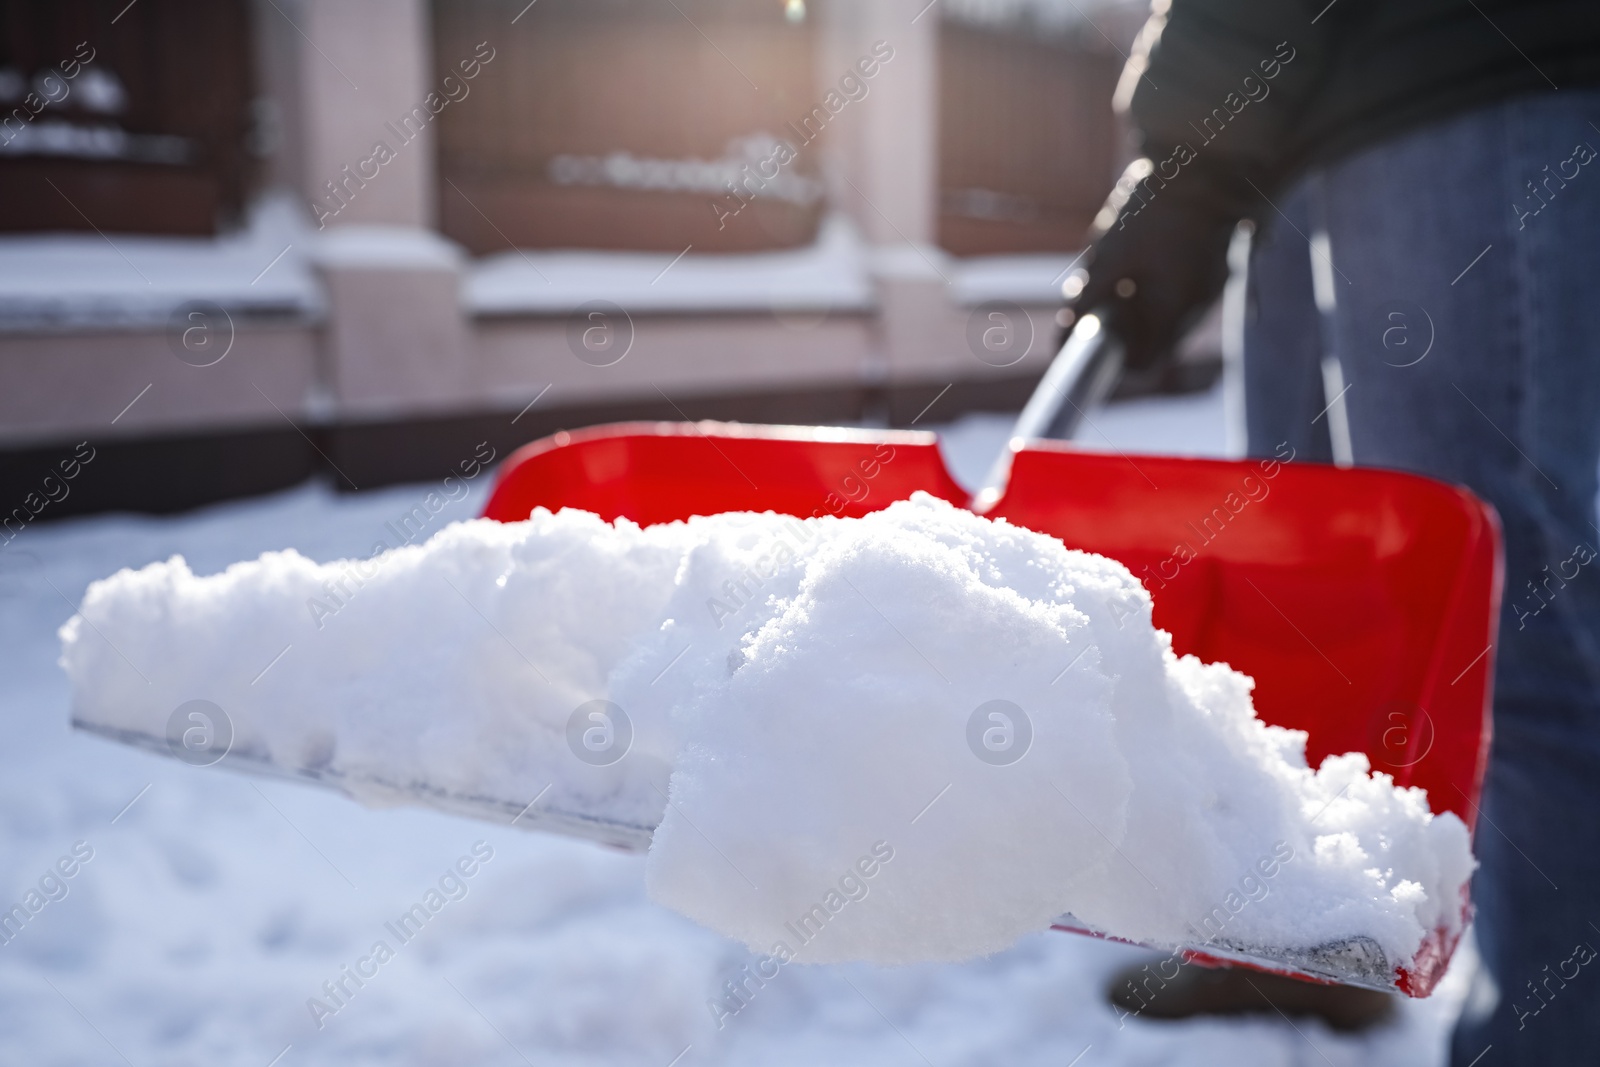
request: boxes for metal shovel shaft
[972,311,1125,510]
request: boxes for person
[1063,2,1600,1063]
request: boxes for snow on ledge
[464,213,875,317]
[0,193,1075,333]
[867,241,953,283]
[951,252,1083,307]
[310,225,464,271]
[942,0,1145,36]
[0,193,324,333]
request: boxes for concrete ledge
[0,370,1045,519]
[0,321,320,447]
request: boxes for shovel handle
[971,310,1125,509]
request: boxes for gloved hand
[1060,159,1243,372]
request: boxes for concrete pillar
[848,0,938,246]
[290,0,473,419]
[817,0,968,386]
[312,229,473,419]
[295,0,434,228]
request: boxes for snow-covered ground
[0,382,1471,1066]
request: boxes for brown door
[938,22,1120,256]
[433,0,822,255]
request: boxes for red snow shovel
[482,313,1502,997]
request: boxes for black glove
[1061,159,1243,372]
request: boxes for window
[0,0,253,236]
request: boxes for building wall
[0,0,1142,505]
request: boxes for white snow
[309,225,464,271]
[60,494,1471,983]
[2,381,1475,1063]
[642,497,1473,978]
[951,253,1083,306]
[464,213,874,317]
[457,217,1080,315]
[942,0,1148,34]
[0,186,877,334]
[0,193,323,331]
[936,386,1234,489]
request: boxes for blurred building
[0,0,1148,514]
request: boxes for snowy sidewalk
[0,383,1469,1066]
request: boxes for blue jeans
[1241,90,1600,1066]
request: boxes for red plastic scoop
[481,418,1501,996]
